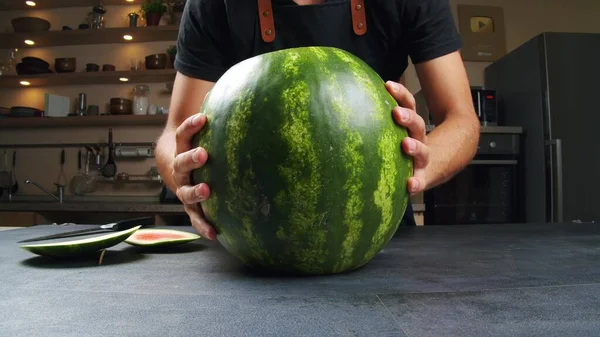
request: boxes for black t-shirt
[175,0,462,226]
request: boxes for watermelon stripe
[274,52,327,273]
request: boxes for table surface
[1,222,599,337]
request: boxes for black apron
[226,0,416,227]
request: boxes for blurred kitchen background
[0,0,598,227]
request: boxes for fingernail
[407,139,416,153]
[399,108,409,121]
[195,185,203,199]
[191,114,202,126]
[192,148,201,162]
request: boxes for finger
[393,106,426,143]
[402,137,429,169]
[176,183,211,205]
[408,176,426,194]
[172,147,208,186]
[175,113,207,154]
[185,204,216,240]
[385,81,416,111]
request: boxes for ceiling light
[123,35,133,41]
[24,40,35,45]
[119,78,129,82]
[25,1,36,6]
[20,81,31,86]
[126,0,134,2]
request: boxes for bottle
[132,84,150,115]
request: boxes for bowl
[102,64,116,71]
[16,62,52,75]
[22,57,50,69]
[109,98,132,115]
[11,17,51,33]
[145,54,167,69]
[55,58,76,73]
[86,63,100,72]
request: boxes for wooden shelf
[0,114,168,129]
[0,69,176,88]
[0,25,179,49]
[0,0,145,10]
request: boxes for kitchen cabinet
[0,211,38,227]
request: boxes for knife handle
[115,216,154,230]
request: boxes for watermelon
[20,225,141,258]
[125,229,201,247]
[192,46,412,275]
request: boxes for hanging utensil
[84,147,97,193]
[101,128,117,177]
[0,150,11,191]
[10,150,18,195]
[56,149,68,187]
[70,148,88,195]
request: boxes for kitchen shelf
[0,69,176,88]
[0,114,168,129]
[0,0,145,10]
[0,25,179,49]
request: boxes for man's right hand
[171,112,216,240]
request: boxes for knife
[17,216,154,243]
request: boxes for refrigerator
[484,32,600,224]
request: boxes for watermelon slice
[124,228,201,247]
[20,225,141,258]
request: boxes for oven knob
[490,141,497,149]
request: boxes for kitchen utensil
[10,151,18,195]
[55,58,76,73]
[83,149,97,193]
[0,150,11,191]
[56,149,68,187]
[70,149,88,195]
[109,98,132,115]
[76,93,87,116]
[11,17,51,33]
[85,63,99,72]
[17,216,155,243]
[87,105,99,116]
[101,129,117,178]
[145,54,167,69]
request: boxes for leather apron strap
[257,0,368,42]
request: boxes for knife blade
[17,216,154,243]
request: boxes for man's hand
[385,80,429,194]
[171,112,216,240]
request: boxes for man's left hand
[385,81,429,195]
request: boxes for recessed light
[24,40,35,45]
[20,81,31,86]
[119,78,129,82]
[123,35,133,41]
[25,1,36,6]
[126,0,134,2]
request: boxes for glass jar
[132,85,150,115]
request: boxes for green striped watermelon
[192,46,412,275]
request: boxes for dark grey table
[1,222,599,337]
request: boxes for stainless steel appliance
[484,32,600,223]
[471,86,498,126]
[424,130,521,225]
[415,87,498,126]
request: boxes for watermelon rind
[124,228,201,247]
[20,225,141,258]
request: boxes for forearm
[424,113,480,189]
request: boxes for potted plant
[166,45,176,68]
[141,0,167,26]
[167,0,186,25]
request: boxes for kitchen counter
[0,201,184,213]
[1,222,599,336]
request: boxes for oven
[424,132,521,225]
